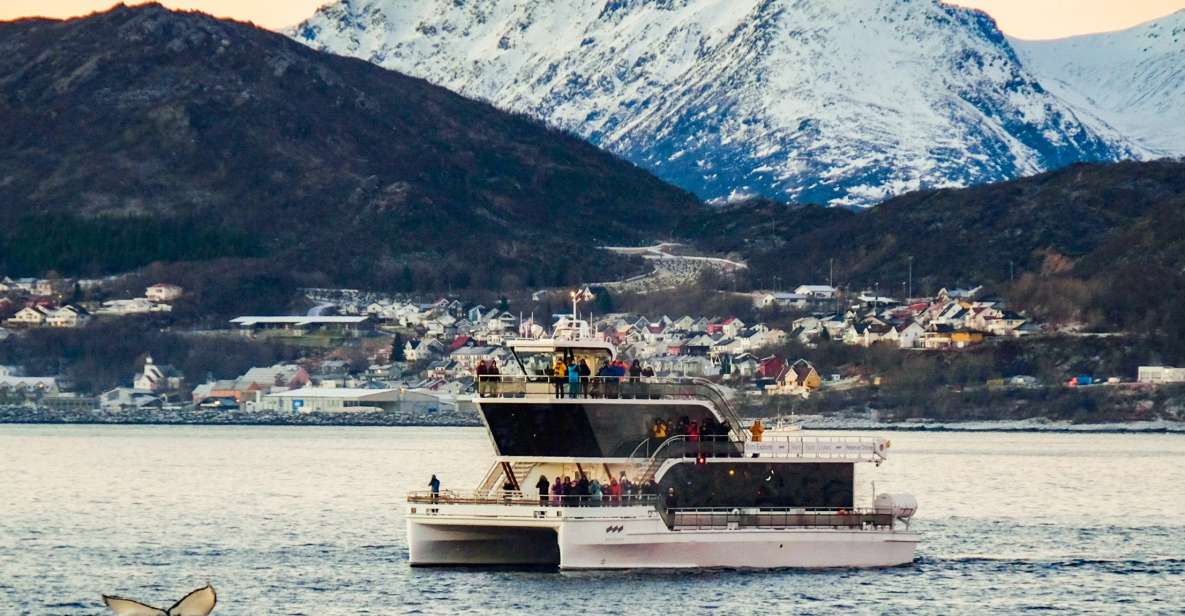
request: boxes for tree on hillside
[391,333,406,362]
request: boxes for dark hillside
[0,3,700,290]
[730,160,1185,292]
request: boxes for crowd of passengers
[649,415,733,443]
[526,471,659,506]
[474,357,665,399]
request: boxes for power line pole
[907,256,913,300]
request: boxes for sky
[0,0,1183,39]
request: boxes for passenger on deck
[689,420,700,443]
[475,359,489,397]
[487,359,500,397]
[429,474,441,503]
[577,473,590,504]
[567,362,580,399]
[651,418,668,444]
[702,416,718,439]
[609,477,621,504]
[619,472,632,503]
[578,359,591,398]
[666,487,679,513]
[553,358,567,398]
[550,476,562,505]
[590,478,603,503]
[593,361,610,398]
[536,475,550,505]
[751,418,765,442]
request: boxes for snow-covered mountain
[1013,10,1185,157]
[292,0,1141,206]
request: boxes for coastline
[3,407,1183,433]
[0,406,482,428]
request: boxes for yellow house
[951,330,985,348]
[778,359,822,397]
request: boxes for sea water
[1,425,1182,615]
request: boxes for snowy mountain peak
[1013,10,1185,156]
[294,0,1142,206]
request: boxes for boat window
[514,350,557,377]
[513,348,613,376]
[570,349,612,371]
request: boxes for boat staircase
[478,460,535,495]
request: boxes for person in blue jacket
[567,361,580,399]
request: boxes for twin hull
[407,505,918,569]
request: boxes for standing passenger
[629,359,642,398]
[750,418,765,442]
[567,362,580,399]
[475,359,488,397]
[550,476,562,505]
[578,359,591,398]
[428,474,441,503]
[536,474,550,505]
[487,359,500,398]
[553,358,567,398]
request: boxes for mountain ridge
[293,0,1143,206]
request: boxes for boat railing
[628,434,889,466]
[476,374,746,440]
[627,434,742,461]
[408,490,659,508]
[670,507,895,531]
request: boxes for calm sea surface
[1,425,1183,615]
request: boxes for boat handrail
[669,506,896,531]
[627,434,741,461]
[408,490,659,507]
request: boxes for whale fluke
[103,585,216,616]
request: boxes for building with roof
[145,283,184,303]
[229,316,373,337]
[255,387,447,415]
[133,355,184,393]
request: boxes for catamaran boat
[407,319,918,569]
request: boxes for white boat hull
[407,505,917,569]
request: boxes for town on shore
[2,273,1184,427]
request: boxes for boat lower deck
[406,500,917,569]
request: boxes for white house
[1137,366,1185,384]
[895,321,926,349]
[145,283,184,303]
[794,285,837,300]
[45,305,91,328]
[6,305,50,327]
[0,376,59,401]
[100,387,162,412]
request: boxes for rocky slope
[294,0,1143,206]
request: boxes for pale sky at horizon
[0,0,1183,40]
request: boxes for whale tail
[103,585,216,616]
